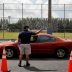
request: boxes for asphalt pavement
[0,58,69,72]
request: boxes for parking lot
[0,58,69,72]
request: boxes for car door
[30,35,56,55]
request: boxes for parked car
[0,33,72,58]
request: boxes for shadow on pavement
[0,55,69,60]
[23,66,57,71]
[29,55,69,61]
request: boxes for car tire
[6,48,15,58]
[55,48,67,58]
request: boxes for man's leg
[25,44,31,66]
[18,53,23,67]
[18,44,24,67]
[26,54,30,66]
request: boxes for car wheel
[56,48,67,58]
[6,48,14,58]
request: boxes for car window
[30,35,38,42]
[36,35,56,42]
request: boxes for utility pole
[48,0,52,34]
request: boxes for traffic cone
[68,51,72,72]
[1,47,8,72]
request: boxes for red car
[0,33,72,58]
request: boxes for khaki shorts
[19,44,31,55]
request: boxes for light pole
[8,16,11,24]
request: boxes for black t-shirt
[18,31,36,44]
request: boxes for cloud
[0,0,72,4]
[0,0,72,23]
[0,0,18,3]
[68,13,72,18]
[52,0,58,4]
[65,11,72,18]
[35,0,43,4]
[18,0,32,4]
[0,0,32,4]
[58,0,71,4]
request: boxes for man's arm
[18,33,21,45]
[35,29,42,34]
[18,38,21,45]
[30,28,42,35]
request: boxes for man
[18,26,42,67]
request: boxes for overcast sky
[0,0,72,23]
[0,0,72,4]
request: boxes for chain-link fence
[0,3,72,39]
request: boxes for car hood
[0,41,15,46]
[63,38,72,42]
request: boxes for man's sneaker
[26,63,30,67]
[18,64,21,67]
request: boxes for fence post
[41,4,43,18]
[3,3,4,39]
[22,3,23,31]
[64,4,66,38]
